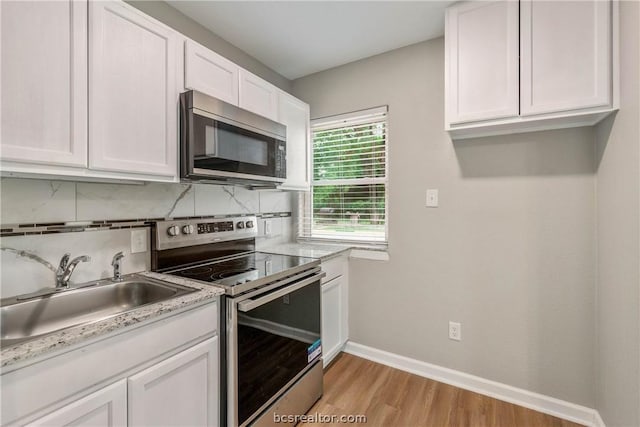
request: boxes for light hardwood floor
[306,353,585,427]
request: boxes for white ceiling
[167,1,455,80]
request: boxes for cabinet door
[322,276,344,367]
[89,1,179,177]
[445,1,519,125]
[128,337,218,427]
[239,69,278,121]
[277,91,311,191]
[185,39,239,105]
[27,380,126,427]
[0,0,87,167]
[520,0,611,116]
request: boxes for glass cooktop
[169,251,317,289]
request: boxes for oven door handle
[237,272,325,312]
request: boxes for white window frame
[298,106,389,248]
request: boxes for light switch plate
[131,229,147,253]
[426,189,439,207]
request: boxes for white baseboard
[343,341,604,427]
[592,411,606,427]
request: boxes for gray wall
[594,1,640,426]
[126,1,291,91]
[293,38,597,406]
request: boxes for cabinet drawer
[321,256,347,284]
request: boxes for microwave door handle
[237,272,325,312]
[204,122,218,157]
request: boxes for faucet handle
[57,253,71,272]
[57,255,90,288]
[111,251,124,266]
[112,252,125,281]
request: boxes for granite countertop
[1,272,224,370]
[259,242,352,261]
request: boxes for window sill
[349,248,389,261]
[295,238,389,261]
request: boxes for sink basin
[1,275,196,347]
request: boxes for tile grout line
[0,212,293,237]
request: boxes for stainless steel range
[151,216,324,427]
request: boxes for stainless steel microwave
[180,90,286,187]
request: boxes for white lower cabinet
[128,337,218,427]
[321,255,349,367]
[1,302,219,427]
[322,276,345,367]
[27,380,127,427]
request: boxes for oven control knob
[182,225,194,235]
[236,221,245,229]
[167,225,181,237]
[245,220,254,229]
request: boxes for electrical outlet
[130,229,147,253]
[283,295,290,305]
[264,219,272,236]
[449,321,461,341]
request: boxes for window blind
[298,106,388,245]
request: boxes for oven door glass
[192,112,284,179]
[236,280,321,425]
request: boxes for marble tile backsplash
[0,178,293,224]
[0,179,76,224]
[194,185,259,216]
[76,182,195,220]
[0,178,296,298]
[257,191,292,214]
[1,228,149,297]
[256,216,294,250]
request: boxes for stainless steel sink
[1,275,196,347]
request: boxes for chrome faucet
[111,252,125,281]
[56,253,91,288]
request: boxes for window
[298,106,388,246]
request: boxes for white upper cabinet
[445,1,519,124]
[1,0,311,183]
[0,0,87,167]
[445,0,617,139]
[520,0,611,116]
[89,1,179,178]
[278,91,311,191]
[185,39,239,105]
[239,69,279,121]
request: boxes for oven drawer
[321,256,347,284]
